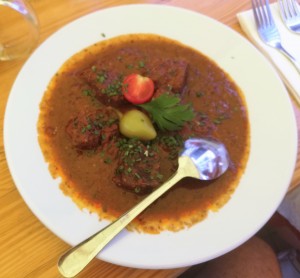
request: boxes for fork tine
[259,0,270,25]
[252,0,260,26]
[279,0,300,18]
[278,0,289,19]
[286,0,293,17]
[264,0,274,26]
[291,0,300,16]
[286,0,297,17]
[254,0,275,27]
[252,0,267,27]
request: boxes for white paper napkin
[237,3,300,105]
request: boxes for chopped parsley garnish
[104,157,112,164]
[82,89,93,96]
[138,60,145,68]
[101,78,123,97]
[97,72,107,83]
[196,91,205,97]
[213,114,228,125]
[160,135,183,159]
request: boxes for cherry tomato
[122,74,154,104]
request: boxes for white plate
[4,4,297,269]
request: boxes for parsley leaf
[139,94,194,131]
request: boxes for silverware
[252,0,300,73]
[57,138,230,277]
[278,0,300,34]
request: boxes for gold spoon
[58,138,229,277]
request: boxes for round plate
[4,4,297,269]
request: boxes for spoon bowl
[182,138,230,180]
[58,138,230,277]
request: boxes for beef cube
[113,140,162,193]
[65,107,119,149]
[148,59,188,97]
[79,64,125,106]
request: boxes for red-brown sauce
[38,34,250,233]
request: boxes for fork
[252,0,300,73]
[278,0,300,33]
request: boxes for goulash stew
[38,34,250,234]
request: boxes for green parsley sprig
[139,94,194,131]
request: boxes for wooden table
[1,0,300,277]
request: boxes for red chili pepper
[122,74,154,104]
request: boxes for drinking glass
[0,0,39,61]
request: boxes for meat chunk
[65,107,119,149]
[79,64,125,106]
[148,59,188,97]
[113,139,162,193]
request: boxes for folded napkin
[237,3,300,105]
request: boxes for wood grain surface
[1,0,299,277]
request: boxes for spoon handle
[58,156,199,277]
